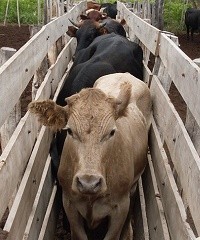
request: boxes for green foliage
[163,0,191,33]
[0,0,193,33]
[0,0,44,24]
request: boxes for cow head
[80,9,107,21]
[67,19,106,53]
[28,83,131,196]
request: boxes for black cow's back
[57,33,143,106]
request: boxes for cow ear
[98,27,108,35]
[65,94,80,107]
[113,82,132,118]
[97,22,106,29]
[28,100,69,131]
[101,13,107,19]
[66,26,78,37]
[120,19,126,26]
[80,14,88,20]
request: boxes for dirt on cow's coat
[0,24,200,239]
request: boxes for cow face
[28,83,131,197]
[67,19,106,53]
[59,85,131,197]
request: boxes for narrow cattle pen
[0,1,200,239]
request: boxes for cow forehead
[80,20,99,29]
[68,89,116,133]
[76,22,99,39]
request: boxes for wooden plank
[4,126,53,240]
[159,33,200,129]
[138,178,149,240]
[117,1,160,55]
[0,0,85,128]
[185,109,200,156]
[23,155,54,240]
[142,154,170,240]
[0,37,75,221]
[34,37,76,101]
[0,47,21,151]
[143,62,152,86]
[149,119,196,240]
[48,38,76,94]
[38,185,59,240]
[0,113,39,220]
[150,76,200,235]
[132,179,149,240]
[157,61,172,94]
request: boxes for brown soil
[0,24,30,50]
[0,24,199,239]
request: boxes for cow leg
[104,196,130,240]
[191,28,194,41]
[186,26,190,40]
[62,195,88,240]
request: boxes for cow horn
[98,22,106,29]
[68,18,81,28]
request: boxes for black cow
[101,2,117,19]
[67,19,106,55]
[185,8,200,40]
[57,33,143,106]
[67,18,126,56]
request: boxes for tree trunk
[153,0,164,30]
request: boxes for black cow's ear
[80,14,88,20]
[99,27,108,35]
[66,26,78,37]
[98,22,106,29]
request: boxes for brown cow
[28,73,152,239]
[87,0,101,11]
[80,9,107,21]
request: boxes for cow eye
[100,128,116,142]
[109,129,115,137]
[67,128,73,136]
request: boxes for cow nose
[76,174,103,194]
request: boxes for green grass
[0,0,192,33]
[163,1,192,33]
[0,0,44,24]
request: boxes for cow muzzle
[72,173,107,195]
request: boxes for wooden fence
[0,1,200,239]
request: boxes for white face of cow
[63,88,119,196]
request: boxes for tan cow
[28,73,152,240]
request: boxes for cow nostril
[76,175,103,194]
[77,177,84,190]
[94,178,101,190]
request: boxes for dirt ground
[0,24,30,50]
[0,24,200,239]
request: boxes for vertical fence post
[29,26,48,100]
[0,47,21,151]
